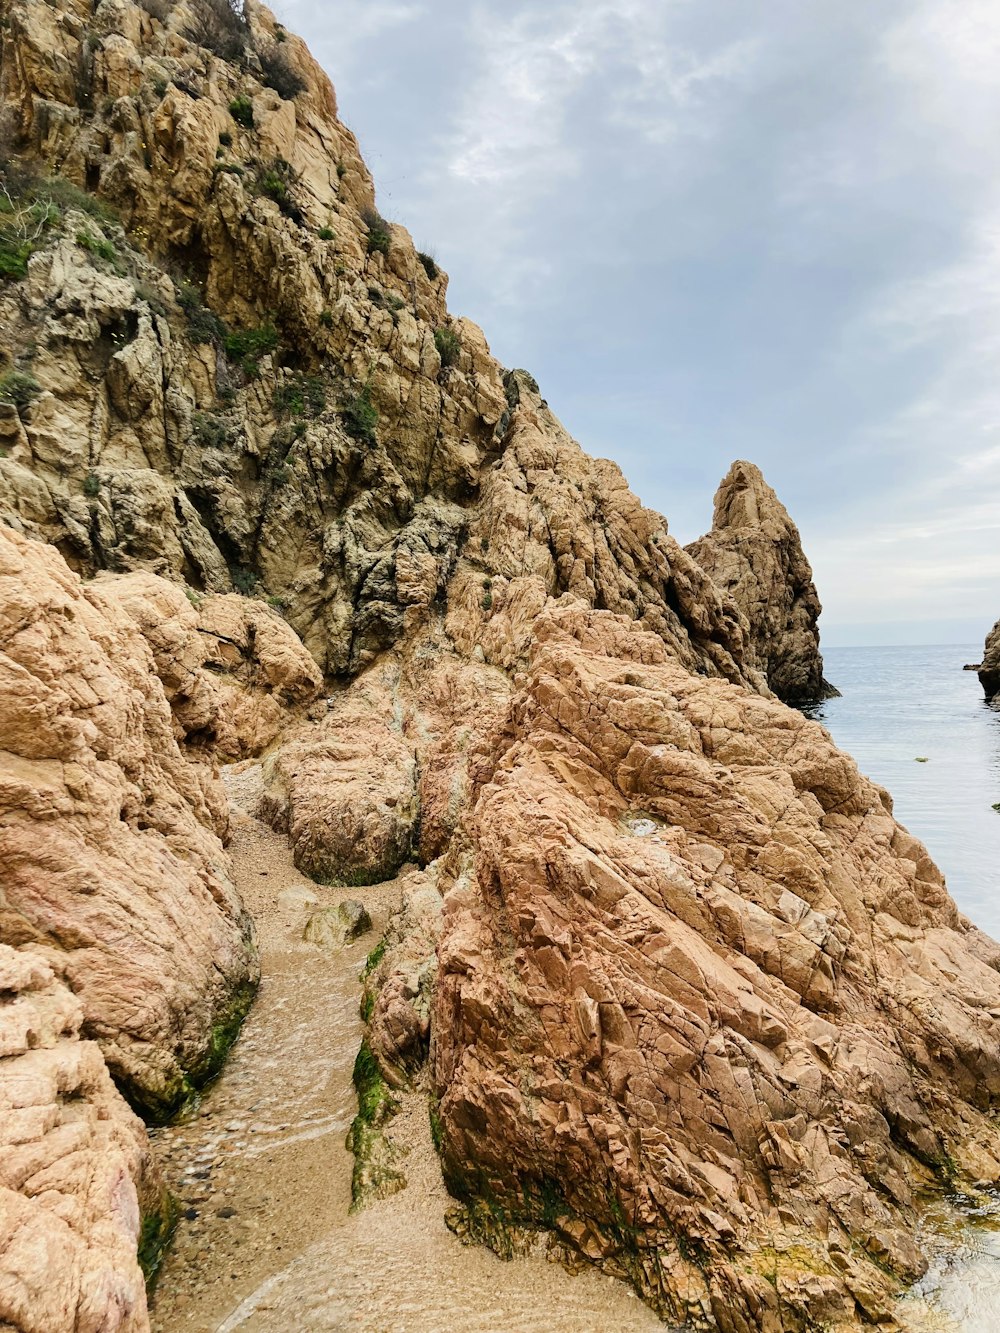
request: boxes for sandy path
[149,762,667,1333]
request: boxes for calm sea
[805,644,1000,938]
[805,644,1000,1332]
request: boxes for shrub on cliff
[224,323,279,377]
[185,0,248,62]
[0,369,41,408]
[434,327,461,368]
[343,385,378,444]
[254,158,303,224]
[258,43,306,100]
[361,207,391,256]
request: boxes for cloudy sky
[272,0,1000,646]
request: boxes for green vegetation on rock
[345,1039,404,1209]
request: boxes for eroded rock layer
[0,525,260,1120]
[688,460,837,702]
[0,943,160,1333]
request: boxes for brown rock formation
[979,618,1000,700]
[0,3,998,1330]
[688,460,838,702]
[0,943,163,1333]
[433,603,1000,1329]
[0,526,258,1119]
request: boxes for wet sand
[149,763,666,1332]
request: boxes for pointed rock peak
[687,460,839,704]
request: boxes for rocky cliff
[979,618,1000,700]
[687,460,838,703]
[1,3,999,1333]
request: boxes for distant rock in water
[687,460,839,703]
[980,620,1000,699]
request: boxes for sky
[271,0,1000,647]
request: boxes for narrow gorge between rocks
[148,765,663,1333]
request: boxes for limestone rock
[979,618,1000,700]
[688,460,837,702]
[302,899,372,949]
[433,603,1000,1329]
[0,527,257,1120]
[0,943,162,1333]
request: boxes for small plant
[317,226,334,240]
[360,207,390,256]
[83,472,101,497]
[434,326,461,368]
[214,163,244,176]
[224,322,279,377]
[274,374,325,418]
[191,411,232,448]
[386,293,405,314]
[176,280,227,344]
[219,130,232,148]
[367,285,383,307]
[417,251,438,280]
[153,78,168,98]
[231,567,258,595]
[266,593,290,611]
[480,535,489,552]
[228,95,254,129]
[76,229,119,266]
[319,309,334,328]
[0,370,41,408]
[336,162,346,179]
[258,44,306,101]
[275,25,287,42]
[342,384,378,445]
[254,158,302,223]
[183,586,204,608]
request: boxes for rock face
[0,943,161,1333]
[433,604,1000,1329]
[0,526,258,1119]
[688,461,837,703]
[979,618,1000,700]
[1,4,998,1332]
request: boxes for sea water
[805,644,1000,1331]
[806,644,1000,938]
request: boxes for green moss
[137,1189,178,1288]
[346,1040,404,1208]
[361,939,387,979]
[360,989,375,1023]
[317,226,334,240]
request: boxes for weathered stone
[688,460,838,702]
[302,899,372,949]
[979,618,1000,700]
[0,527,258,1121]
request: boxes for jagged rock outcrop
[433,602,1000,1330]
[1,4,999,1331]
[0,944,162,1333]
[0,525,258,1119]
[688,461,837,703]
[979,618,1000,700]
[0,0,751,686]
[95,571,323,757]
